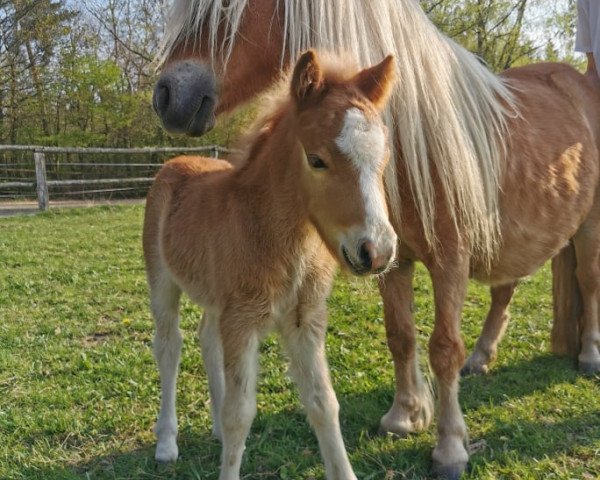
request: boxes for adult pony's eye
[307,154,328,170]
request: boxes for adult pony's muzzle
[153,60,217,137]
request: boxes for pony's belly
[471,228,572,285]
[471,254,549,286]
[472,165,597,285]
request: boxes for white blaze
[335,107,388,232]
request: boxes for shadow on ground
[18,354,599,479]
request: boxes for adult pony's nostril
[153,84,170,116]
[152,60,218,135]
[359,241,373,270]
[188,95,216,137]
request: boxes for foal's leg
[461,282,517,375]
[573,225,600,373]
[378,260,433,436]
[428,259,470,479]
[279,303,357,480]
[218,321,259,480]
[199,308,225,441]
[150,271,183,462]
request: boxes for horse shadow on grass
[19,354,599,479]
[458,352,581,409]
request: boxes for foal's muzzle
[342,235,396,276]
[153,60,217,137]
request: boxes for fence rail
[0,144,232,211]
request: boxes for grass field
[1,205,599,479]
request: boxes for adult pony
[144,50,397,479]
[152,0,600,477]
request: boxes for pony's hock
[144,50,397,480]
[155,0,600,477]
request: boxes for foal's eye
[307,154,328,170]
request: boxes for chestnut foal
[143,51,397,480]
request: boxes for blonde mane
[158,0,518,262]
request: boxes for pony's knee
[153,327,183,362]
[305,392,339,427]
[385,319,416,361]
[429,331,465,379]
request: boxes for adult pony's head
[286,50,397,274]
[153,0,284,136]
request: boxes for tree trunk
[24,39,50,136]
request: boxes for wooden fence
[0,145,232,211]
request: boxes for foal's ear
[291,50,324,104]
[352,55,396,110]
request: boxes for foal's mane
[158,0,518,261]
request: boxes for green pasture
[1,205,599,479]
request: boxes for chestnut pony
[144,51,397,480]
[153,0,600,477]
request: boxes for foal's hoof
[578,360,600,375]
[432,460,469,480]
[155,440,178,463]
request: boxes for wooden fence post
[34,151,49,211]
[211,146,219,158]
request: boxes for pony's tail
[551,241,583,359]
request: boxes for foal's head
[290,51,397,275]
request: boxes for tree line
[0,0,579,150]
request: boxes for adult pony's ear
[352,55,396,110]
[291,50,324,104]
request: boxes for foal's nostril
[359,241,373,270]
[153,84,170,116]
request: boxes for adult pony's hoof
[460,362,489,376]
[377,424,408,439]
[378,408,430,438]
[378,392,434,438]
[578,360,600,374]
[432,460,469,480]
[461,351,492,376]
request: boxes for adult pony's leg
[199,308,225,442]
[279,303,357,480]
[572,219,600,373]
[150,270,183,462]
[551,241,583,358]
[428,258,470,479]
[219,319,259,480]
[461,282,517,375]
[378,260,433,436]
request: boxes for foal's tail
[551,241,583,359]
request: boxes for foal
[143,51,397,480]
